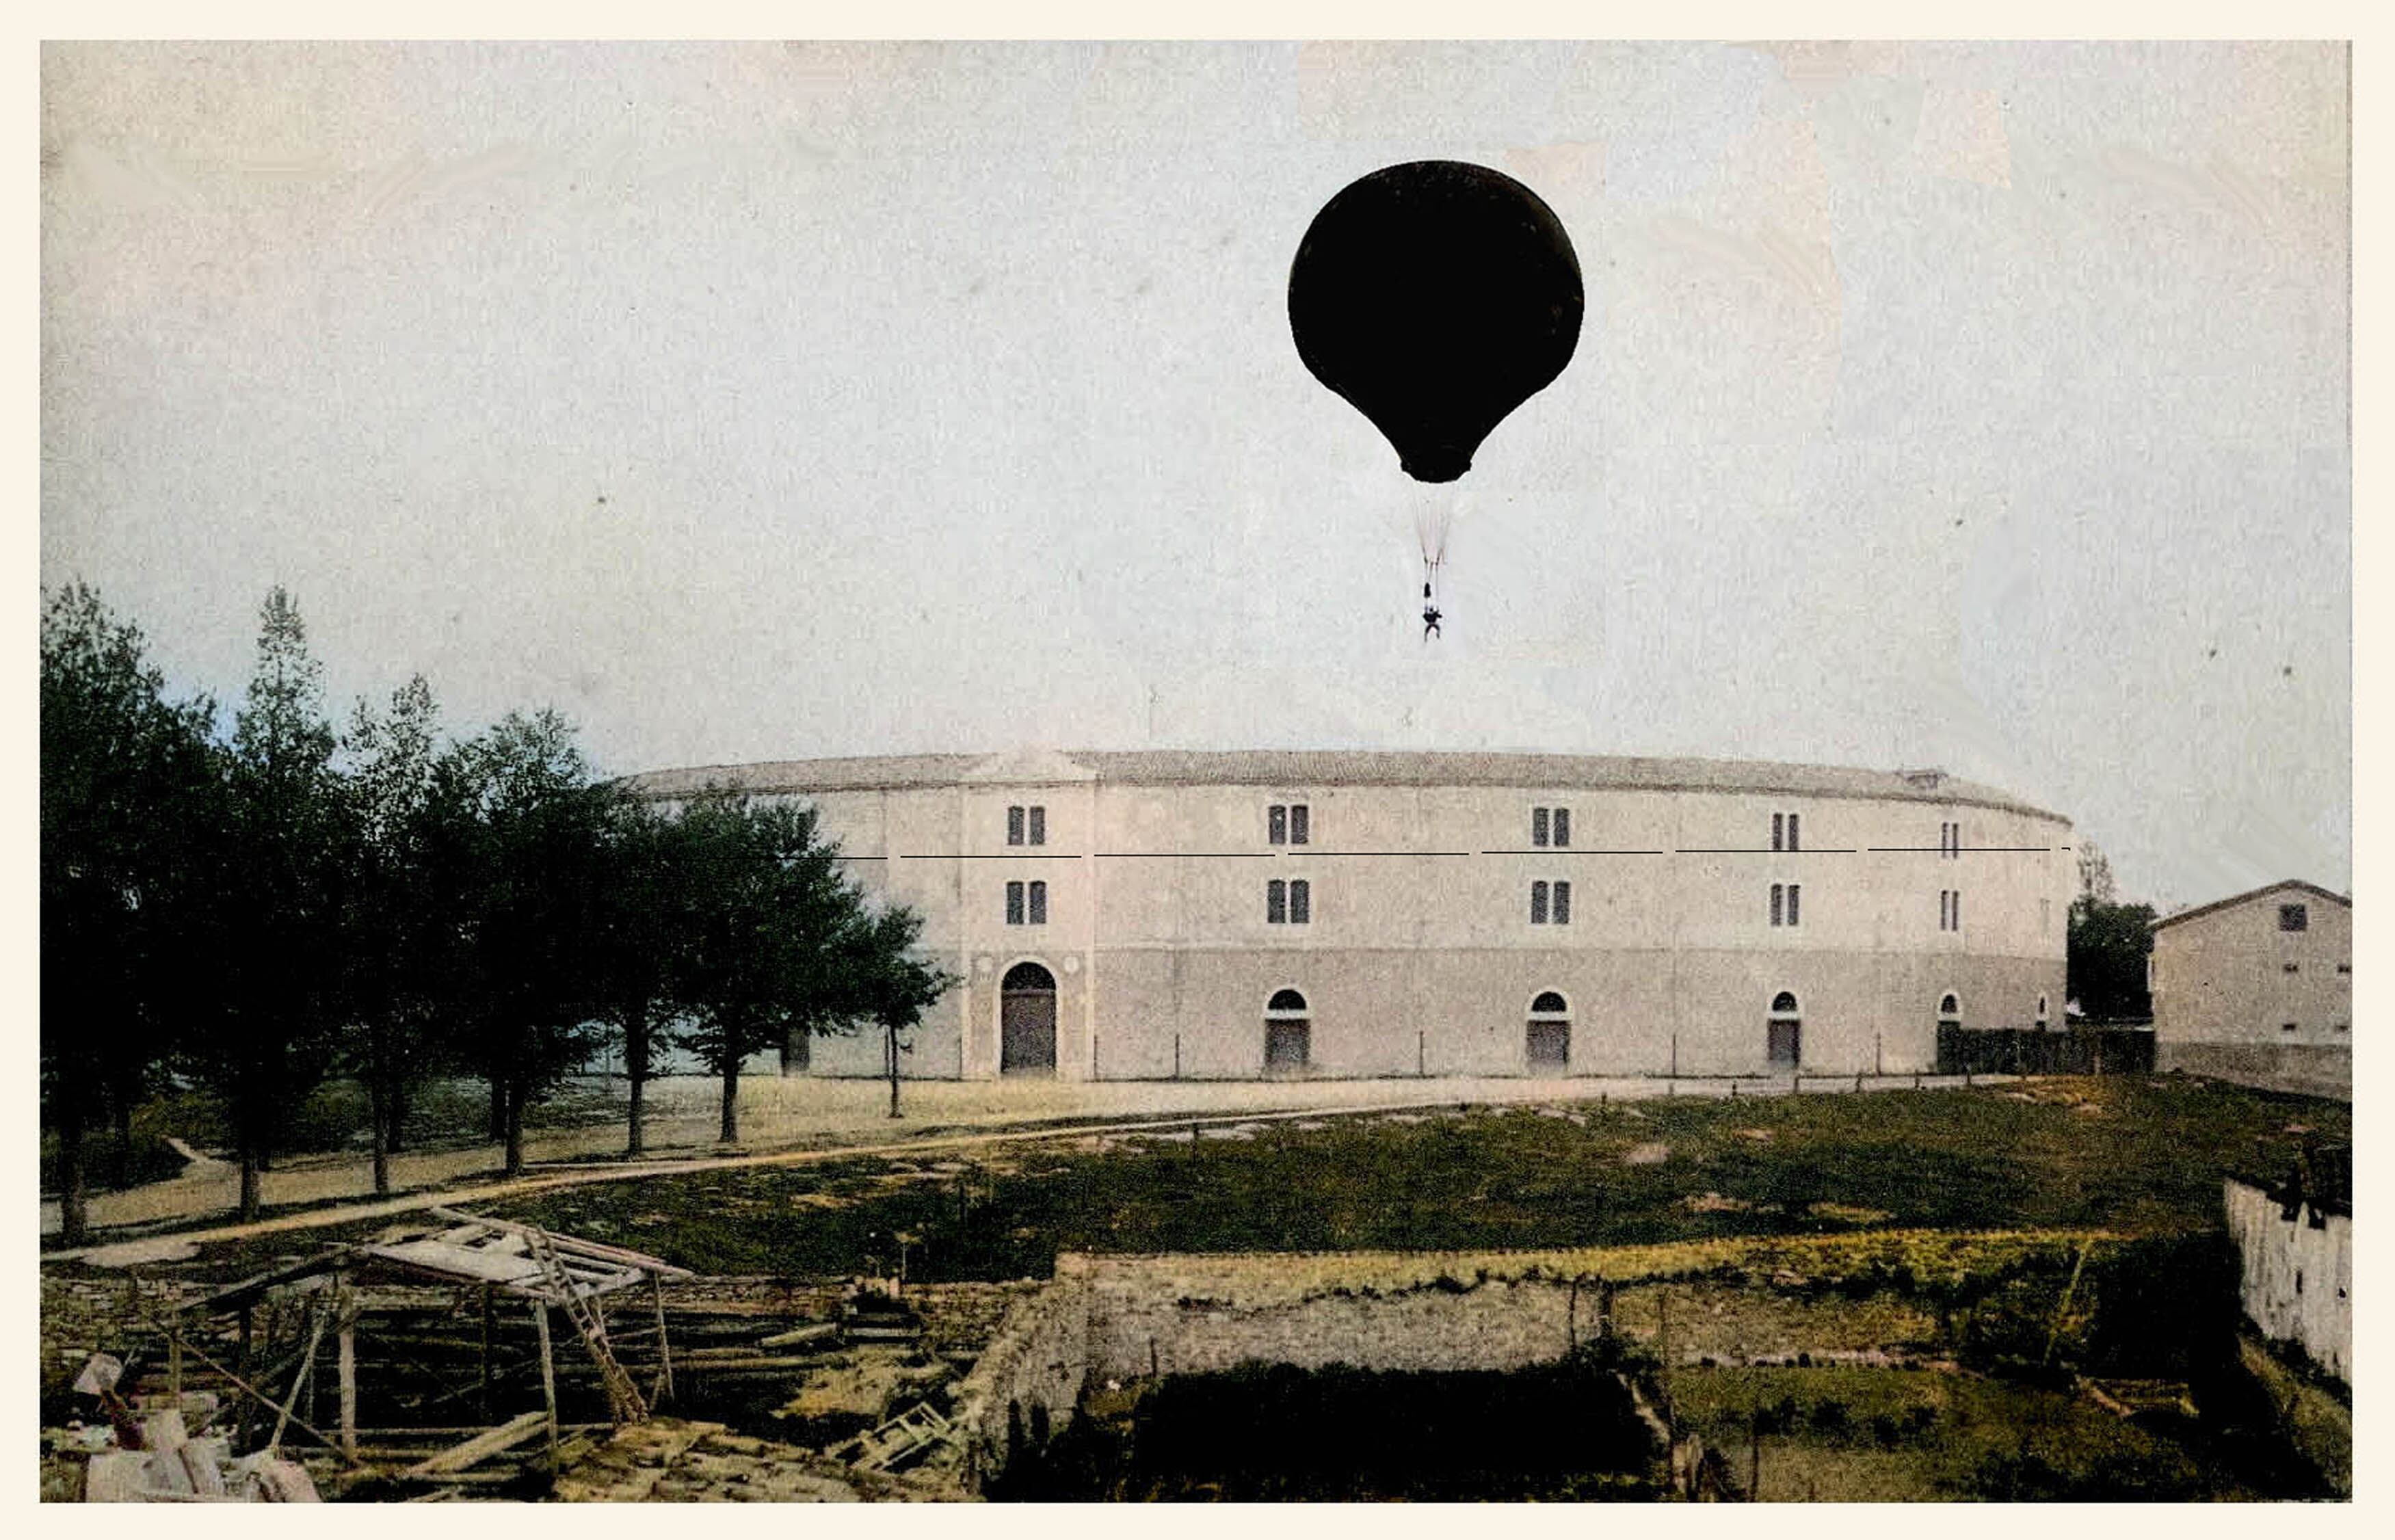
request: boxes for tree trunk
[239,1141,263,1222]
[109,1085,134,1189]
[886,1020,901,1120]
[503,1082,525,1178]
[367,1075,391,1198]
[489,1078,508,1145]
[57,1100,90,1247]
[624,1013,648,1158]
[719,1055,739,1144]
[386,1078,409,1154]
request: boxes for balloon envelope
[1289,161,1583,483]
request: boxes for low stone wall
[948,1266,1093,1484]
[2162,1043,2350,1100]
[2225,1178,2351,1383]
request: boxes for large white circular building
[624,749,2072,1081]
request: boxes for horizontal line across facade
[866,847,2052,860]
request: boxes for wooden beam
[338,1323,358,1459]
[532,1303,559,1476]
[267,1305,330,1457]
[399,1411,551,1478]
[141,1325,362,1467]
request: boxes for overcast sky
[40,40,2348,912]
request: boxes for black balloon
[1289,161,1583,483]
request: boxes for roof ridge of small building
[2152,878,2353,931]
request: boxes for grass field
[481,1074,2344,1281]
[1666,1364,2225,1500]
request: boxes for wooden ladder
[524,1225,648,1426]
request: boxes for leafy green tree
[590,795,689,1157]
[339,676,455,1195]
[449,711,616,1176]
[2068,841,2156,1021]
[190,587,351,1221]
[40,584,221,1243]
[849,904,955,1119]
[673,795,865,1144]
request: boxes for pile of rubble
[54,1356,319,1504]
[553,1418,957,1502]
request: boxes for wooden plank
[400,1410,551,1478]
[365,1240,544,1287]
[338,1325,358,1458]
[533,1303,559,1472]
[425,1208,691,1275]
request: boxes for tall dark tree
[189,588,349,1221]
[339,676,453,1195]
[591,795,687,1158]
[450,711,615,1176]
[40,584,220,1244]
[674,795,864,1145]
[2068,840,2157,1022]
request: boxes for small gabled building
[2150,879,2351,1098]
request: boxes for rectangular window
[1532,880,1550,925]
[1007,806,1025,846]
[1289,879,1310,925]
[2280,903,2308,931]
[2337,964,2352,974]
[1027,880,1047,926]
[2281,1021,2299,1034]
[1551,879,1572,925]
[1788,813,1800,851]
[2284,962,2300,974]
[1027,805,1045,846]
[1533,807,1550,847]
[1269,804,1312,845]
[1770,883,1784,927]
[1289,804,1310,845]
[1771,813,1784,852]
[1005,881,1025,925]
[1787,883,1801,927]
[1267,879,1287,924]
[1552,807,1570,847]
[1943,889,1950,931]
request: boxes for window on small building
[1268,879,1310,925]
[1771,883,1801,927]
[1772,812,1801,851]
[1532,807,1549,847]
[1938,992,1961,1022]
[2281,1022,2299,1034]
[1552,807,1570,847]
[1028,880,1047,926]
[2284,962,2300,974]
[1028,805,1045,845]
[1269,803,1311,845]
[1532,880,1550,925]
[2337,963,2351,974]
[2280,903,2309,932]
[1267,879,1286,924]
[1007,806,1024,845]
[1531,806,1572,848]
[1005,881,1046,925]
[1007,804,1047,847]
[2037,995,2050,1028]
[1552,880,1572,925]
[1005,881,1024,925]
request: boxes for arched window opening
[1265,988,1312,1073]
[2035,994,2050,1029]
[1000,961,1059,1076]
[1937,992,1961,1021]
[1767,991,1801,1070]
[1526,990,1570,1072]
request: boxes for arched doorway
[1767,991,1801,1069]
[1265,988,1311,1074]
[1000,961,1058,1076]
[1526,990,1570,1071]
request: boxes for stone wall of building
[2161,1043,2350,1100]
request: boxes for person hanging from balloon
[1288,161,1584,640]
